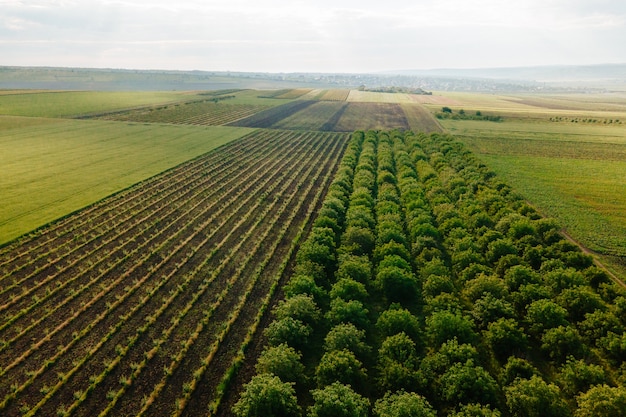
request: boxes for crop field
[0,91,190,118]
[269,101,347,131]
[0,128,348,416]
[401,103,443,133]
[318,89,350,101]
[233,130,626,416]
[432,91,626,278]
[89,100,269,126]
[0,119,250,245]
[333,102,411,131]
[2,87,626,416]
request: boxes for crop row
[0,129,349,416]
[234,130,626,417]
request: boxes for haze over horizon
[1,0,625,74]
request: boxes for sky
[1,0,625,73]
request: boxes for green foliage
[326,298,370,329]
[439,359,499,406]
[556,287,605,322]
[471,294,515,329]
[500,356,540,386]
[274,294,321,327]
[557,357,608,397]
[423,274,456,298]
[373,390,436,417]
[255,344,305,383]
[336,254,372,283]
[448,403,502,417]
[330,278,368,302]
[504,375,570,417]
[541,326,587,363]
[525,299,569,336]
[324,323,371,358]
[233,374,301,417]
[283,275,328,306]
[376,265,419,305]
[426,311,477,347]
[484,318,528,361]
[574,385,626,417]
[462,274,509,302]
[342,226,375,255]
[265,317,312,350]
[376,306,422,342]
[308,382,369,417]
[315,349,366,389]
[377,333,420,392]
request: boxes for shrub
[326,298,369,329]
[373,390,436,417]
[255,344,304,383]
[504,375,570,417]
[426,311,477,347]
[264,317,312,350]
[308,382,369,417]
[316,349,366,389]
[233,374,300,417]
[439,359,499,406]
[329,278,368,302]
[575,385,626,417]
[324,323,371,358]
[273,294,321,327]
[376,306,422,343]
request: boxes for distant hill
[386,64,626,82]
[2,64,624,92]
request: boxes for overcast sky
[1,0,625,73]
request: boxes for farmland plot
[0,129,348,416]
[333,102,411,131]
[90,100,269,126]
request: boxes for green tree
[575,385,626,417]
[500,356,539,386]
[326,298,370,329]
[324,323,371,358]
[316,349,366,389]
[484,318,528,361]
[471,293,515,330]
[376,306,422,343]
[439,359,499,406]
[525,299,569,336]
[376,265,419,304]
[342,225,375,255]
[426,311,477,347]
[448,403,502,417]
[233,374,301,417]
[330,278,368,302]
[264,317,312,350]
[274,294,321,327]
[377,332,419,391]
[373,390,436,417]
[283,275,328,306]
[540,325,586,363]
[557,357,607,397]
[504,375,570,417]
[336,254,371,283]
[256,344,305,383]
[308,382,369,417]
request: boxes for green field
[0,91,192,117]
[2,87,626,281]
[432,91,626,278]
[0,117,250,244]
[2,85,626,416]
